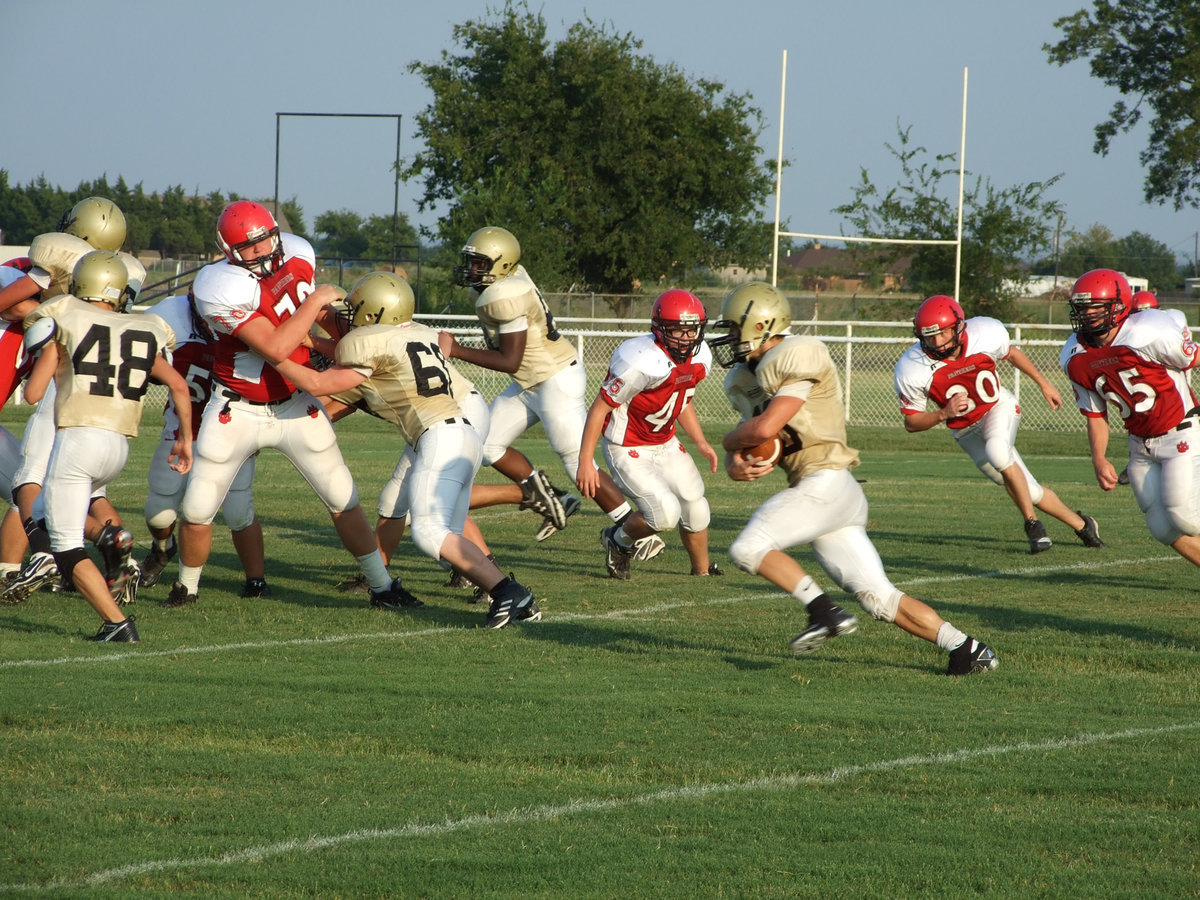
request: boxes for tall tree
[835,124,1063,320]
[1045,1,1200,209]
[403,1,774,293]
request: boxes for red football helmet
[1133,290,1159,311]
[216,201,283,277]
[2,257,33,272]
[913,295,966,360]
[651,289,707,363]
[1069,269,1132,347]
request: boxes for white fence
[104,316,1107,432]
[429,316,1091,432]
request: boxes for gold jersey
[25,295,175,437]
[723,335,859,485]
[333,321,464,446]
[472,264,576,389]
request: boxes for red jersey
[0,262,35,408]
[1059,308,1198,438]
[599,333,711,445]
[191,232,315,403]
[893,317,1012,429]
[150,293,216,440]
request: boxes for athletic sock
[936,622,968,652]
[356,551,392,593]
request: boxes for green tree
[835,123,1063,320]
[1055,224,1178,290]
[1045,1,1200,210]
[314,209,369,259]
[403,1,774,294]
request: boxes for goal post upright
[771,57,969,302]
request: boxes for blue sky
[5,0,1196,265]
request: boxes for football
[741,433,783,465]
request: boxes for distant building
[778,244,910,292]
[1005,272,1149,297]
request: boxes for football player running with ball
[278,272,540,629]
[577,289,722,578]
[895,294,1104,554]
[711,282,998,675]
[1061,269,1200,568]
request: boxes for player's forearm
[903,409,945,433]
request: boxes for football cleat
[692,563,724,576]
[789,604,859,655]
[471,584,490,605]
[600,525,634,580]
[369,578,425,611]
[2,552,59,604]
[96,524,135,584]
[485,576,536,629]
[1074,512,1105,548]
[519,470,567,530]
[947,637,998,676]
[87,616,140,643]
[138,537,176,588]
[109,561,141,607]
[1024,518,1052,554]
[240,577,273,598]
[160,581,198,608]
[445,567,472,589]
[335,573,371,594]
[534,491,582,542]
[632,534,666,562]
[1117,467,1130,486]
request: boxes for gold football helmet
[70,250,131,311]
[343,271,415,328]
[454,226,521,288]
[709,281,792,367]
[58,197,127,252]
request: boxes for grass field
[1,412,1197,897]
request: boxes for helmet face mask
[1069,269,1132,348]
[651,289,707,363]
[709,282,792,368]
[913,295,966,361]
[70,250,131,312]
[339,271,415,332]
[217,201,283,278]
[453,226,521,289]
[58,197,126,252]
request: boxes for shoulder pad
[23,316,57,354]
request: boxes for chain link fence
[429,315,1091,432]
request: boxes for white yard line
[3,719,1196,892]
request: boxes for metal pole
[772,50,788,287]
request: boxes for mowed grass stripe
[0,553,1171,670]
[3,719,1195,893]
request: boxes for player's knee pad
[220,487,256,532]
[144,495,178,532]
[643,495,682,533]
[679,496,710,534]
[1146,506,1182,545]
[376,476,407,520]
[410,519,448,560]
[321,466,359,515]
[854,588,901,623]
[51,546,90,579]
[728,532,769,575]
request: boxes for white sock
[178,565,203,594]
[356,551,392,592]
[936,622,968,652]
[791,575,824,605]
[607,502,632,523]
[613,526,634,549]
